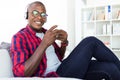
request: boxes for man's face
[27,4,47,31]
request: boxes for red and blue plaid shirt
[10,25,63,77]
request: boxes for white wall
[67,0,75,51]
[87,0,120,6]
[0,0,26,43]
[75,0,85,45]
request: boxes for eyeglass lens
[32,10,48,18]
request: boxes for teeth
[35,21,41,24]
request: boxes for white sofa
[0,49,13,77]
[0,42,81,80]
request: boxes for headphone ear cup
[26,12,28,19]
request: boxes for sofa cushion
[0,49,14,77]
[0,77,81,80]
[0,42,11,53]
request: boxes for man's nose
[37,15,42,19]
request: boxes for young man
[10,1,120,80]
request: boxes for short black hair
[26,1,46,19]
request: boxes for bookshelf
[81,4,120,58]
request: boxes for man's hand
[42,25,68,47]
[56,29,68,42]
[42,25,59,47]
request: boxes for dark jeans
[56,36,120,80]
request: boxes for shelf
[112,49,120,52]
[96,20,110,22]
[96,35,111,37]
[112,19,120,22]
[81,21,95,23]
[112,34,120,36]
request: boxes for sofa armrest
[0,49,14,77]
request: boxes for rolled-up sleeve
[10,34,29,77]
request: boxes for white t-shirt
[36,33,61,76]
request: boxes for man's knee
[83,36,98,43]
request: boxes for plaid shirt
[10,25,63,77]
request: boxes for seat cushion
[0,49,14,77]
[0,77,81,80]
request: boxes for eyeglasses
[31,10,48,18]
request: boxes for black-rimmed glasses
[30,10,48,18]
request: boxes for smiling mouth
[35,21,41,24]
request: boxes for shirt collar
[26,24,47,36]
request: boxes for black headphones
[26,11,28,19]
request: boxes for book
[117,10,120,19]
[96,12,105,20]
